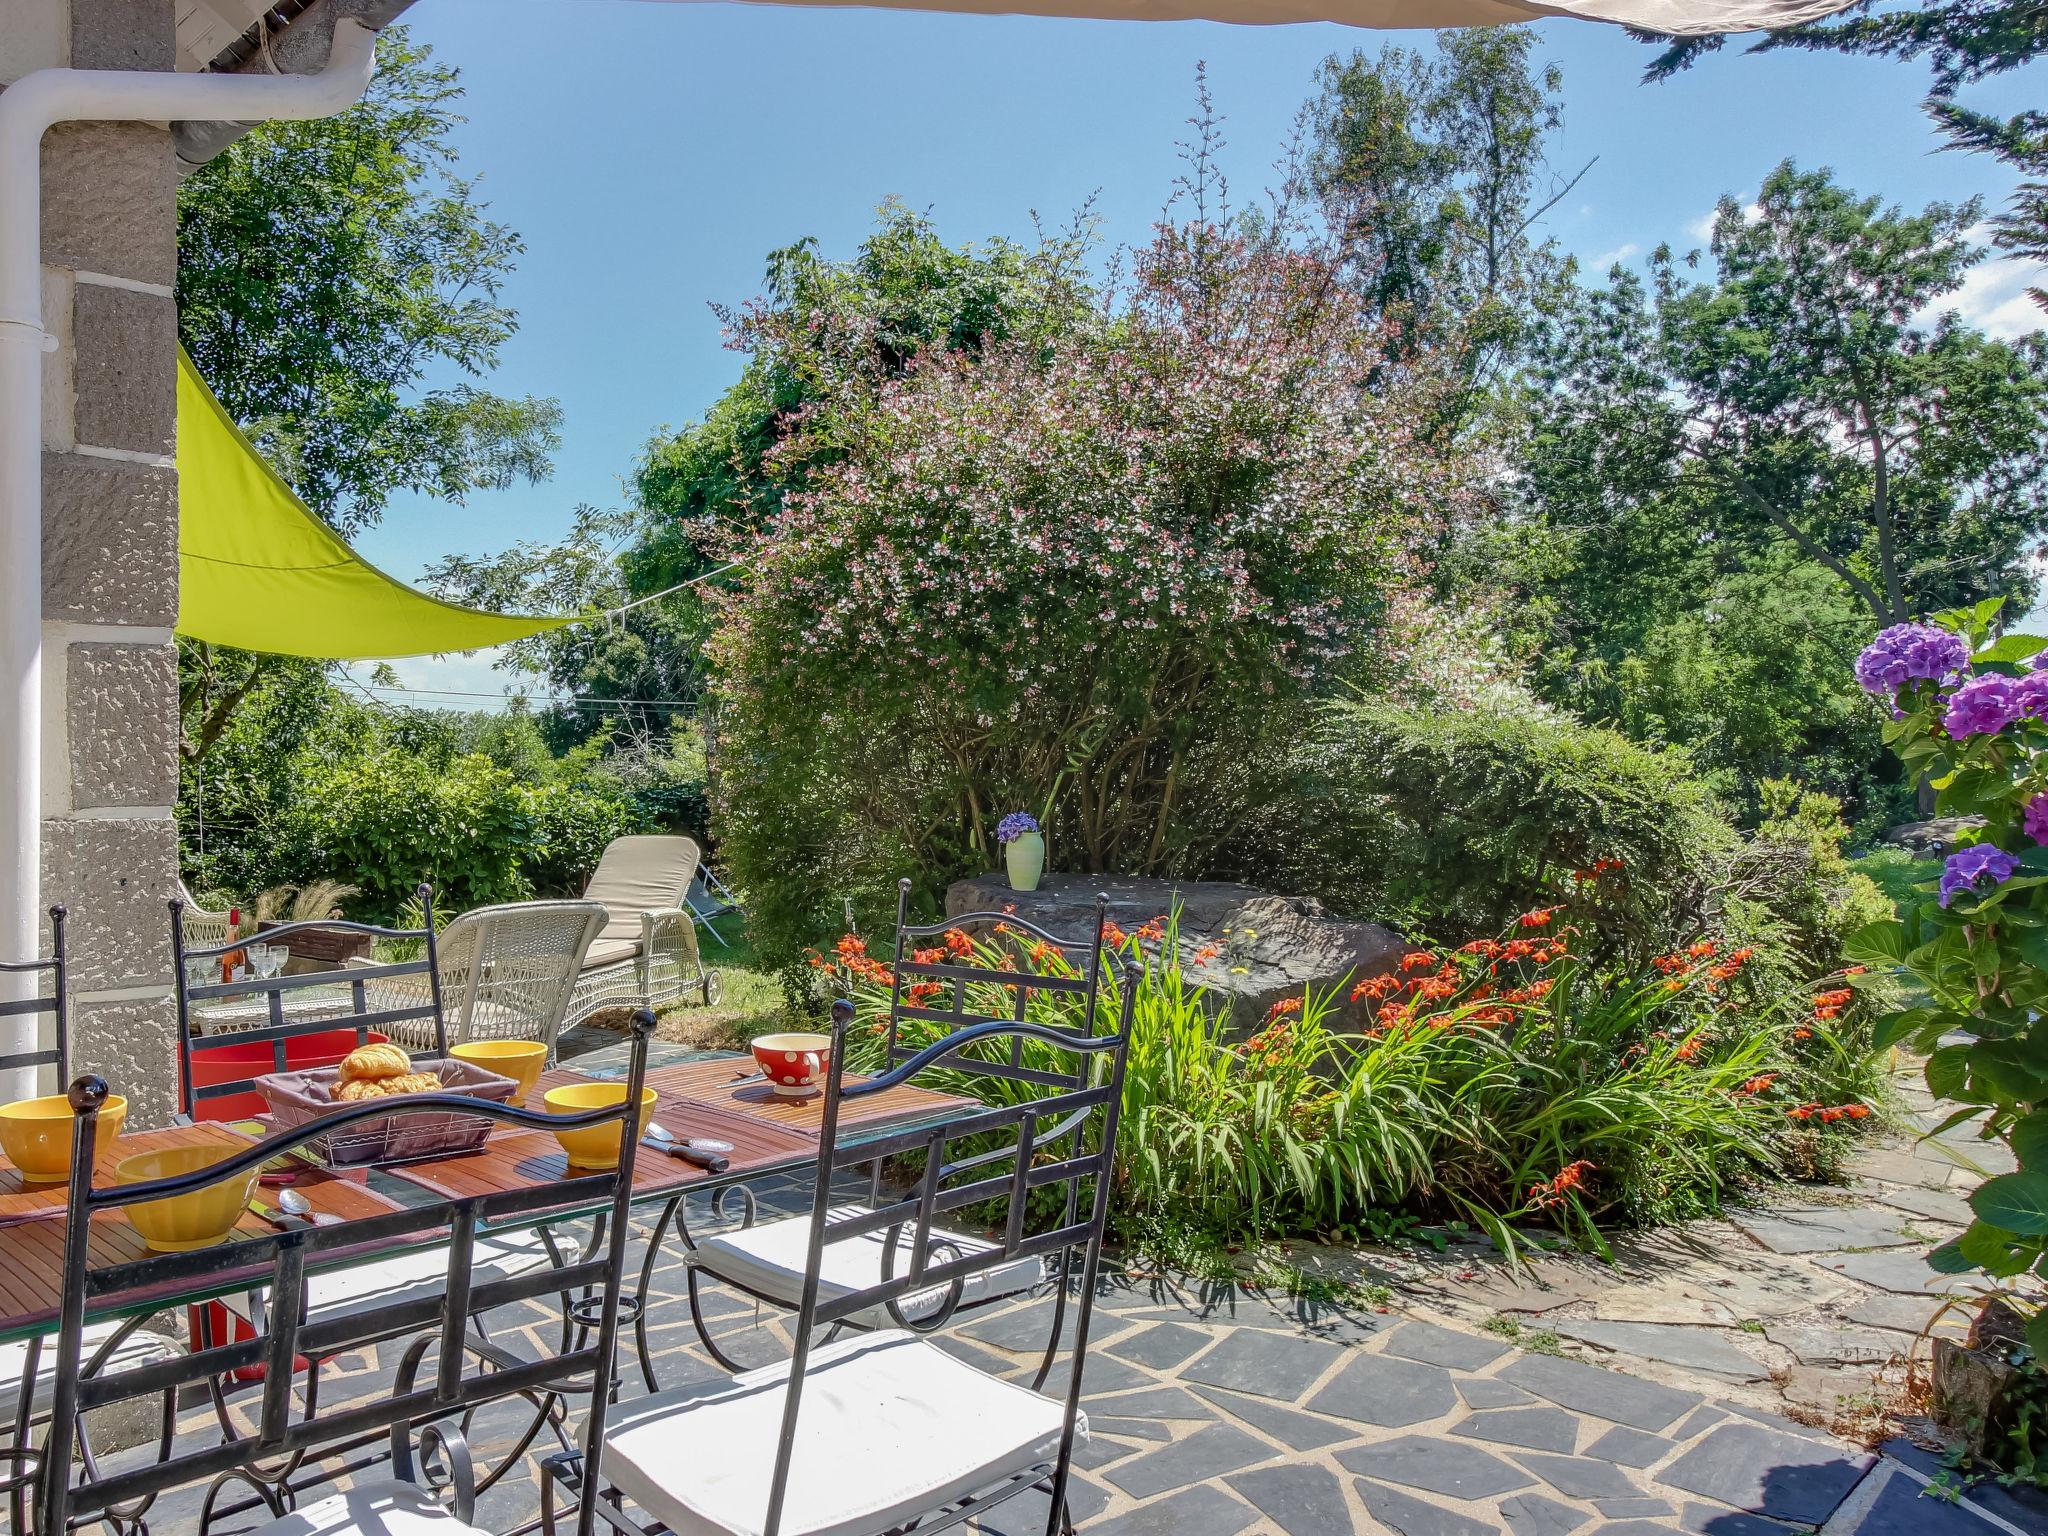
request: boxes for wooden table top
[0,1124,420,1339]
[630,1055,967,1138]
[0,1055,977,1342]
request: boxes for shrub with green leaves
[1849,601,2048,1357]
[1239,698,1736,962]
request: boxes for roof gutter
[0,17,381,1096]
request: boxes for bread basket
[254,1058,519,1167]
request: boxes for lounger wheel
[700,969,723,1007]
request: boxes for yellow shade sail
[174,349,580,660]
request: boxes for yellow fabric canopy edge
[174,348,580,660]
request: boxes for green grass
[1850,847,1941,917]
[646,921,788,1048]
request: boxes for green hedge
[1241,700,1737,958]
[277,750,650,922]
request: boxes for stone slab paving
[96,1185,2040,1536]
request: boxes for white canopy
[708,0,1848,34]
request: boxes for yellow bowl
[451,1040,548,1106]
[542,1083,657,1169]
[0,1094,127,1182]
[115,1145,260,1252]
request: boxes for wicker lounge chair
[378,898,609,1057]
[562,835,721,1029]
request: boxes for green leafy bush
[1240,698,1736,961]
[276,749,652,921]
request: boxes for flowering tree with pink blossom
[1852,600,2048,1346]
[710,186,1474,964]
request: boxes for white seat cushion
[247,1482,487,1536]
[604,1330,1082,1536]
[584,835,698,948]
[692,1207,1044,1328]
[223,1227,558,1329]
[0,1320,179,1426]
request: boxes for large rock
[943,873,1403,1033]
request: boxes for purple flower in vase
[1855,623,1970,697]
[1940,843,2021,907]
[996,812,1040,844]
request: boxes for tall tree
[173,27,558,775]
[177,26,559,536]
[1531,164,2048,632]
[1502,163,2048,817]
[1637,1,2048,301]
[1308,25,1578,391]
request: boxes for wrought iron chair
[0,905,181,1535]
[170,890,563,1458]
[661,883,1113,1375]
[551,944,1137,1536]
[28,1009,658,1536]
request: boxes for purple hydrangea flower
[2027,796,2048,847]
[1940,843,2021,907]
[2014,671,2048,725]
[1944,674,2021,738]
[1855,623,1970,697]
[996,811,1040,844]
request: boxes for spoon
[645,1122,732,1173]
[275,1188,342,1227]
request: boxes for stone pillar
[5,1,183,1125]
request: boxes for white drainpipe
[0,19,380,1098]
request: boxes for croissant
[334,1071,443,1101]
[339,1043,411,1082]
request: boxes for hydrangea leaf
[1971,1171,2048,1235]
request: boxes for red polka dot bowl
[751,1032,832,1097]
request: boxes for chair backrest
[0,907,68,1094]
[881,879,1114,1096]
[582,835,700,941]
[762,912,1138,1536]
[170,885,451,1122]
[436,900,608,1051]
[173,879,234,947]
[34,1011,660,1536]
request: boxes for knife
[644,1122,731,1173]
[249,1199,311,1232]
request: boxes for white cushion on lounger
[248,1482,488,1536]
[0,1320,179,1425]
[691,1206,1044,1329]
[580,936,643,971]
[604,1329,1082,1536]
[222,1227,558,1329]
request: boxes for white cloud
[1684,202,1761,245]
[1933,252,2048,340]
[1589,242,1640,270]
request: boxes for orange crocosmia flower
[1737,1074,1777,1096]
[1502,939,1537,962]
[942,929,974,958]
[1652,954,1688,975]
[1135,919,1166,943]
[912,946,945,966]
[1662,979,1684,994]
[1352,974,1400,1002]
[1675,1036,1704,1062]
[835,933,868,959]
[1844,965,1867,977]
[1844,1104,1871,1119]
[1785,1103,1819,1121]
[1400,951,1437,972]
[1459,939,1503,958]
[1813,989,1853,1009]
[1792,1026,1813,1041]
[1028,940,1054,967]
[1728,947,1755,964]
[1519,909,1556,928]
[1416,978,1457,1003]
[1193,945,1221,964]
[1265,996,1305,1021]
[1687,940,1719,960]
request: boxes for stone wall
[6,0,183,1124]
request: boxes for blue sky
[347,0,2045,707]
